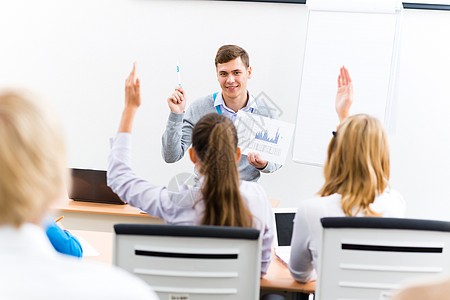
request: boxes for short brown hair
[215,45,250,68]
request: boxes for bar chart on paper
[255,129,280,144]
[235,111,294,165]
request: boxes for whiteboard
[293,0,402,165]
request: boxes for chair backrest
[315,217,450,300]
[113,224,261,300]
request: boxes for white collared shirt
[0,223,159,300]
[213,91,257,122]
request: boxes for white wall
[390,9,450,220]
[1,1,450,220]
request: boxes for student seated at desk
[107,63,274,277]
[0,90,158,300]
[288,67,406,283]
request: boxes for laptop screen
[69,168,124,205]
[274,209,296,247]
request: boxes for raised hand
[167,86,187,114]
[335,66,353,122]
[118,62,141,133]
[125,62,141,109]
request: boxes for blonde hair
[192,113,253,227]
[0,90,68,227]
[319,114,390,216]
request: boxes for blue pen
[177,62,181,87]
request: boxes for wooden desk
[51,198,164,233]
[261,258,315,294]
[53,198,279,233]
[73,229,315,298]
[71,229,114,264]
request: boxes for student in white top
[107,63,274,276]
[288,67,406,283]
[0,90,158,300]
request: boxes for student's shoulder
[375,187,406,217]
[384,187,403,199]
[239,181,270,209]
[376,187,405,207]
[240,180,267,196]
[296,194,342,220]
[298,194,338,209]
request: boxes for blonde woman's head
[0,90,67,227]
[320,114,390,216]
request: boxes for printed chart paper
[235,111,294,165]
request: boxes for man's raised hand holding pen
[167,86,186,114]
[167,63,187,114]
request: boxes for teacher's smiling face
[216,57,252,103]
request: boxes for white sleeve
[288,205,317,282]
[389,189,407,217]
[107,133,181,223]
[260,189,274,276]
[371,188,407,218]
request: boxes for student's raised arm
[118,62,141,133]
[335,66,353,122]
